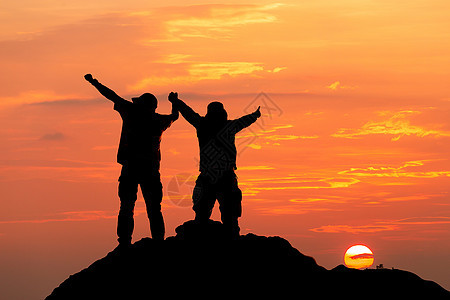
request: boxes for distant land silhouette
[46,220,449,300]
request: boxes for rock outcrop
[46,220,450,299]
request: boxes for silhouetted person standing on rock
[85,74,178,245]
[168,92,260,237]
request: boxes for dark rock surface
[46,220,450,299]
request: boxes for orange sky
[1,1,450,298]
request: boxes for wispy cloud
[310,216,450,234]
[159,3,284,41]
[1,4,287,100]
[189,62,264,79]
[0,211,117,224]
[349,253,374,260]
[40,132,66,141]
[245,177,360,192]
[268,66,287,73]
[338,160,450,179]
[332,110,450,140]
[126,3,287,89]
[237,124,317,143]
[246,143,262,150]
[239,165,275,171]
[310,224,398,234]
[0,90,86,107]
[130,61,265,90]
[383,194,440,202]
[326,81,356,91]
[263,134,304,141]
[393,216,450,226]
[0,158,114,168]
[327,81,341,90]
[0,158,118,182]
[289,197,347,204]
[256,206,334,215]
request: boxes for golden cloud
[393,216,450,225]
[189,62,264,79]
[163,3,284,40]
[256,206,333,215]
[269,67,288,73]
[310,224,398,234]
[289,196,347,204]
[238,165,275,170]
[326,81,356,91]
[332,110,450,140]
[245,177,360,191]
[263,134,302,140]
[236,124,316,144]
[310,217,450,234]
[246,143,262,150]
[327,81,340,90]
[129,61,264,90]
[338,160,450,178]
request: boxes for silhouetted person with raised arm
[168,92,260,237]
[84,74,178,246]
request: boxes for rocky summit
[46,220,450,299]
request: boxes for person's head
[132,93,157,111]
[205,101,228,123]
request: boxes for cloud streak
[0,211,117,224]
[310,217,450,234]
[130,61,265,90]
[0,3,288,103]
[310,224,398,234]
[338,160,450,179]
[349,253,374,260]
[255,206,334,215]
[326,81,356,91]
[158,3,284,41]
[245,177,360,192]
[332,110,450,141]
[40,132,66,141]
[237,124,317,145]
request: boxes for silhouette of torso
[188,114,257,178]
[114,101,174,169]
[196,118,240,174]
[172,98,258,177]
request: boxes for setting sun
[344,245,374,269]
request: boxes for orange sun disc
[344,245,374,269]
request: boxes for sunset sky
[1,1,449,298]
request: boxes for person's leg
[140,171,165,240]
[117,166,139,245]
[192,174,216,223]
[217,172,242,238]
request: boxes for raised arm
[233,106,261,133]
[84,74,127,104]
[159,100,180,131]
[168,92,201,128]
[169,100,179,121]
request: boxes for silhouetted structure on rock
[46,221,450,300]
